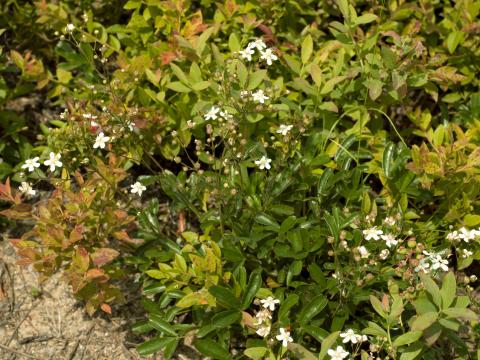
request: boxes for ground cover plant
[0,0,479,359]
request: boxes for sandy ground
[0,238,152,360]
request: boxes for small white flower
[248,39,267,51]
[130,181,146,196]
[18,182,36,196]
[260,48,278,65]
[275,327,293,347]
[126,121,135,131]
[93,132,110,149]
[219,111,233,120]
[21,157,40,172]
[383,216,396,226]
[462,249,473,258]
[252,89,269,104]
[239,47,255,61]
[327,345,349,360]
[381,233,398,248]
[379,249,390,260]
[260,296,280,311]
[446,231,459,241]
[431,255,449,271]
[66,23,75,32]
[415,259,430,273]
[204,106,220,121]
[255,156,272,170]
[363,227,383,241]
[356,334,368,342]
[256,325,271,337]
[358,246,370,259]
[254,309,272,324]
[276,124,293,136]
[340,329,358,344]
[186,120,195,128]
[82,113,97,120]
[44,152,63,172]
[240,90,249,98]
[458,227,476,243]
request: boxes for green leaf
[191,81,210,91]
[420,274,441,308]
[56,68,72,84]
[446,31,464,54]
[194,339,232,360]
[392,331,422,347]
[382,142,395,178]
[440,272,456,309]
[370,295,387,318]
[309,63,322,87]
[247,70,267,90]
[167,81,191,93]
[366,78,383,100]
[163,338,179,359]
[242,269,262,309]
[399,343,423,360]
[244,347,268,360]
[278,294,299,322]
[411,312,438,331]
[318,331,340,360]
[287,343,317,360]
[321,76,347,95]
[228,33,241,52]
[298,295,328,324]
[149,314,177,336]
[137,336,176,356]
[442,307,478,320]
[363,322,388,337]
[209,285,242,309]
[354,13,378,25]
[301,35,313,64]
[464,214,480,227]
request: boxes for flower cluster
[22,152,63,173]
[252,297,293,348]
[238,39,278,66]
[415,251,449,273]
[446,227,480,243]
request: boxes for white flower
[260,296,280,311]
[255,156,272,170]
[93,132,110,149]
[275,327,293,347]
[431,255,449,271]
[356,334,368,342]
[260,48,278,65]
[383,216,396,226]
[446,231,459,241]
[254,309,272,324]
[219,111,233,120]
[239,47,255,61]
[358,246,370,259]
[21,157,40,172]
[340,329,358,344]
[248,39,267,51]
[82,113,97,120]
[66,23,75,32]
[18,182,36,196]
[240,90,249,98]
[44,152,62,172]
[252,89,269,104]
[381,233,398,248]
[379,249,390,260]
[462,249,473,258]
[327,346,349,360]
[415,259,430,273]
[256,325,271,337]
[363,227,383,241]
[458,227,476,243]
[126,121,135,131]
[204,106,220,121]
[276,124,293,136]
[186,120,195,128]
[130,181,146,196]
